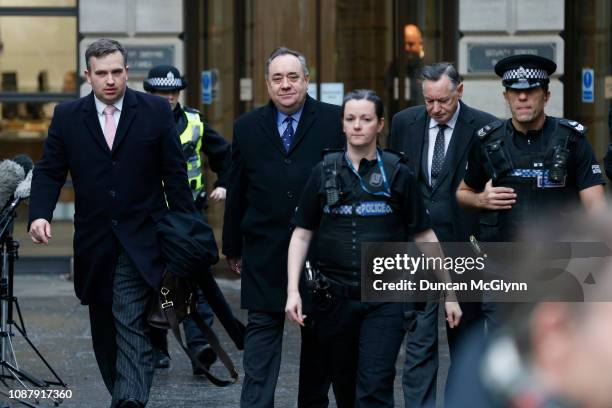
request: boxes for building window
[0,4,78,141]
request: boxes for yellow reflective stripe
[179,110,205,193]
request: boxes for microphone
[12,154,34,175]
[15,169,32,201]
[0,159,25,209]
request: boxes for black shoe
[118,399,143,408]
[153,348,170,369]
[192,346,217,376]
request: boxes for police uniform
[144,65,232,373]
[172,103,230,209]
[143,65,231,210]
[293,148,430,407]
[464,55,605,242]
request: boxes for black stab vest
[316,150,405,285]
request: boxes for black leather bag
[147,271,196,330]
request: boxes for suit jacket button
[287,191,294,199]
[109,190,116,198]
[284,158,292,164]
[111,220,118,227]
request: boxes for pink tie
[103,105,117,150]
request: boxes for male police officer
[456,54,605,333]
[457,54,605,244]
[143,65,231,374]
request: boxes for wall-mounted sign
[582,68,594,103]
[125,46,175,75]
[604,76,612,99]
[466,43,556,73]
[240,78,253,101]
[307,82,344,106]
[201,70,213,105]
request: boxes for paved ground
[1,273,450,408]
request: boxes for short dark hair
[421,62,461,89]
[264,47,309,79]
[341,89,384,120]
[85,38,127,70]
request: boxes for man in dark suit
[222,47,344,407]
[388,62,496,408]
[28,39,194,408]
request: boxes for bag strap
[188,309,239,383]
[163,294,239,386]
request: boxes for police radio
[322,159,341,207]
[549,143,569,183]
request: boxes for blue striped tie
[282,116,294,152]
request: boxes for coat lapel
[258,101,287,156]
[82,92,110,154]
[112,88,137,154]
[288,96,316,155]
[407,109,428,176]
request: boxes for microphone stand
[0,201,66,407]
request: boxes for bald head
[404,24,423,57]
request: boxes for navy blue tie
[430,124,448,186]
[281,116,294,152]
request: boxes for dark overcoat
[29,88,194,304]
[222,95,345,312]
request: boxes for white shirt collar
[94,94,124,115]
[428,101,461,130]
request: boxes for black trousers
[306,297,405,408]
[403,301,438,408]
[240,311,284,408]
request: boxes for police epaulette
[184,106,201,115]
[321,148,344,159]
[476,120,503,140]
[559,118,587,137]
[382,148,408,164]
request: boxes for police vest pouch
[148,270,239,387]
[322,153,342,207]
[484,141,514,181]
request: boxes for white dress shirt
[427,103,461,182]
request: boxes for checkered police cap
[143,65,187,92]
[502,67,549,81]
[494,54,556,90]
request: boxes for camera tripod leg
[10,321,66,387]
[0,363,44,407]
[0,360,46,388]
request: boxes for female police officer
[285,89,461,407]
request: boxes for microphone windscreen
[0,159,25,208]
[12,154,34,174]
[15,170,32,200]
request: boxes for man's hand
[445,301,462,329]
[227,256,242,275]
[209,187,227,202]
[29,218,52,245]
[478,180,516,210]
[285,290,306,327]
